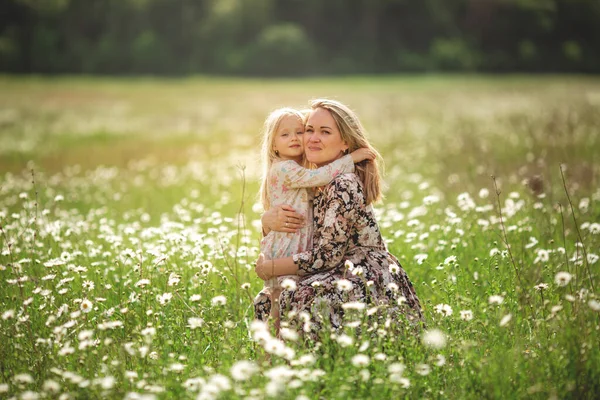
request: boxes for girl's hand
[350,148,376,163]
[255,253,272,281]
[262,204,305,234]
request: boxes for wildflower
[588,300,600,311]
[550,305,562,315]
[460,310,473,321]
[344,260,354,270]
[414,254,428,264]
[141,327,156,337]
[391,376,411,388]
[135,279,151,288]
[80,299,93,313]
[336,334,354,347]
[78,330,94,341]
[125,371,138,381]
[13,373,34,384]
[500,313,512,327]
[82,280,95,290]
[389,263,400,274]
[156,293,172,305]
[489,248,501,257]
[182,377,204,391]
[415,363,431,376]
[434,303,453,317]
[444,255,457,265]
[554,272,572,287]
[587,253,599,264]
[167,273,181,286]
[188,317,204,329]
[230,361,258,381]
[211,295,227,306]
[351,354,370,367]
[387,282,399,292]
[169,363,185,373]
[335,279,353,292]
[422,329,447,349]
[2,309,15,320]
[351,266,364,276]
[280,328,299,342]
[281,278,297,291]
[488,295,504,305]
[534,283,549,291]
[534,249,550,264]
[342,301,366,311]
[435,354,446,367]
[240,283,251,290]
[20,391,39,400]
[479,188,489,198]
[189,294,201,302]
[0,383,8,393]
[94,376,116,390]
[97,320,124,330]
[388,363,405,375]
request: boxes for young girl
[254,107,375,331]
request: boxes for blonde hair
[259,107,305,210]
[309,99,383,205]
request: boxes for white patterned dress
[254,155,355,315]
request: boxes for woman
[255,99,423,334]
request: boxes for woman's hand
[255,253,272,281]
[350,147,377,164]
[262,204,305,234]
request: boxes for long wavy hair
[309,99,383,205]
[259,107,305,210]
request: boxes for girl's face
[273,115,304,161]
[304,108,348,167]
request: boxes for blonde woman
[256,99,423,334]
[254,107,376,332]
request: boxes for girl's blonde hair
[259,107,305,210]
[309,99,383,205]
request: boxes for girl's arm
[278,149,375,189]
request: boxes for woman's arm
[281,149,376,189]
[261,205,305,235]
[255,253,298,280]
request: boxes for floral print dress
[256,173,423,334]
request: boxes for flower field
[0,75,599,399]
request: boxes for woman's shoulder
[324,173,364,200]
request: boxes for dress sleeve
[278,155,354,189]
[292,176,362,275]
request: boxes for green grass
[0,75,599,399]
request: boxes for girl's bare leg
[270,287,282,337]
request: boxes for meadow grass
[0,75,599,399]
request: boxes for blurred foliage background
[1,0,599,76]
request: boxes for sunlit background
[1,1,599,399]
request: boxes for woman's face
[304,108,348,167]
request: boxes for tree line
[1,0,599,76]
